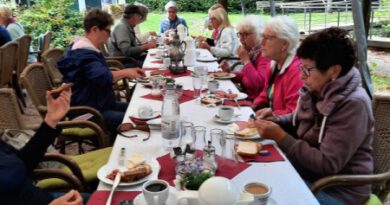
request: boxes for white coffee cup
[218,106,234,121]
[143,179,170,205]
[138,105,153,118]
[208,80,219,93]
[244,182,272,205]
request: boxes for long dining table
[96,48,320,205]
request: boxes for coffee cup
[138,105,153,118]
[208,80,219,93]
[244,182,272,205]
[143,179,170,205]
[218,106,234,121]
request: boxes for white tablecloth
[97,48,319,205]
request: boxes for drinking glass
[210,128,226,157]
[192,126,207,149]
[150,75,163,96]
[194,66,208,94]
[192,76,202,99]
[180,121,194,149]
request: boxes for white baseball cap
[165,1,177,11]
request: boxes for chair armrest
[57,120,110,148]
[311,172,390,194]
[42,153,85,186]
[67,106,106,128]
[32,169,83,191]
[106,59,126,69]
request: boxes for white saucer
[131,112,160,120]
[214,115,235,124]
[133,188,178,205]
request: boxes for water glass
[194,66,208,91]
[210,129,225,154]
[192,76,202,99]
[180,121,194,149]
[192,126,207,149]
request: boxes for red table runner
[86,191,141,205]
[157,151,251,186]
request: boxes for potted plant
[180,172,214,190]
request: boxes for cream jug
[176,177,254,205]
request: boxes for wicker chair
[107,59,133,102]
[20,63,110,154]
[0,88,83,191]
[41,48,64,87]
[30,31,52,62]
[0,41,18,88]
[311,94,390,204]
[13,35,33,107]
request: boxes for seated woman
[0,84,83,205]
[219,16,270,100]
[252,27,374,205]
[0,4,36,62]
[197,5,238,58]
[252,16,303,115]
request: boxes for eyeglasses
[261,34,277,41]
[101,28,111,35]
[237,32,254,38]
[299,64,316,76]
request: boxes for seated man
[57,9,144,140]
[0,84,83,205]
[0,25,11,46]
[159,1,187,35]
[108,4,156,67]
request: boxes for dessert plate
[97,159,160,186]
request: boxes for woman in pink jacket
[220,16,270,100]
[252,16,303,115]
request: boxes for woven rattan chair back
[0,88,24,129]
[15,35,32,77]
[41,48,64,86]
[372,94,390,195]
[0,41,18,87]
[20,63,53,117]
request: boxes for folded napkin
[157,151,251,186]
[149,53,156,57]
[141,90,195,104]
[129,115,161,125]
[151,59,163,64]
[86,191,141,205]
[143,67,160,71]
[223,100,252,107]
[240,144,285,163]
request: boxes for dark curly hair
[83,9,113,33]
[297,27,356,77]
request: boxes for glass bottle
[161,83,181,150]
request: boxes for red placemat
[141,90,195,104]
[240,144,285,163]
[86,191,141,205]
[223,100,252,107]
[157,151,251,186]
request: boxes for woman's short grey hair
[134,2,149,22]
[236,16,265,41]
[265,16,300,54]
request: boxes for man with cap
[108,4,156,67]
[159,1,188,35]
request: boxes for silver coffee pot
[169,31,187,74]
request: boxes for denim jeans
[304,180,346,205]
[101,101,128,142]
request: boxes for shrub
[17,0,84,48]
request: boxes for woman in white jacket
[198,6,238,58]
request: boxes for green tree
[17,0,84,48]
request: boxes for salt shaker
[118,147,126,167]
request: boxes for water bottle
[161,83,181,149]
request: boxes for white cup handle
[176,190,200,205]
